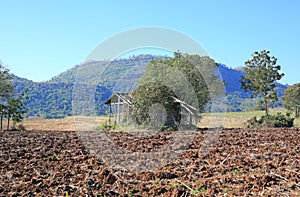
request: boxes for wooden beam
[109,104,112,124]
[171,96,198,112]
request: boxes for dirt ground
[0,128,299,196]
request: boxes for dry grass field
[2,110,298,131]
[199,110,300,128]
[4,116,108,131]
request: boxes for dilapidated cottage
[104,93,133,124]
[104,93,198,127]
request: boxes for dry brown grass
[2,110,299,131]
[18,116,108,131]
[199,110,300,128]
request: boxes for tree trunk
[265,98,269,116]
[7,116,10,131]
[0,115,2,130]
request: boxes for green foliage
[0,61,14,100]
[139,54,223,111]
[131,54,223,129]
[131,82,180,128]
[282,83,300,117]
[11,55,158,118]
[0,62,28,130]
[246,112,294,128]
[96,121,118,131]
[0,62,14,130]
[241,50,284,115]
[11,89,28,121]
[6,55,288,120]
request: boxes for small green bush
[246,112,294,128]
[96,121,118,131]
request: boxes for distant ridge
[12,55,288,118]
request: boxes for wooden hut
[171,96,199,126]
[104,93,132,124]
[104,93,198,127]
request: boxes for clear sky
[0,0,299,85]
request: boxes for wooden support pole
[114,104,117,124]
[117,96,120,124]
[127,103,130,124]
[109,104,112,124]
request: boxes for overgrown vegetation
[96,121,118,131]
[246,112,294,128]
[131,53,224,129]
[131,82,180,128]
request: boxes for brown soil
[0,128,299,196]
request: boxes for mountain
[12,55,288,118]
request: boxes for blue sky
[0,0,299,85]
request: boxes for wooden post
[117,95,120,124]
[109,104,112,124]
[121,99,124,123]
[114,104,117,124]
[127,102,130,124]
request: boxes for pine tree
[241,50,284,115]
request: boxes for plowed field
[0,128,299,196]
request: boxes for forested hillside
[12,55,288,118]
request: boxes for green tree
[241,50,284,115]
[0,62,13,99]
[0,61,28,130]
[282,83,300,117]
[131,82,180,127]
[6,89,28,130]
[132,53,223,128]
[0,62,14,130]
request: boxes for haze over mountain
[12,55,288,118]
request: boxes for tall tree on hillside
[282,83,300,117]
[241,50,284,115]
[0,62,14,130]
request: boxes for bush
[10,122,26,131]
[246,112,294,128]
[96,121,118,131]
[131,82,180,128]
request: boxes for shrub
[16,123,26,131]
[10,122,26,131]
[246,112,294,128]
[96,121,118,131]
